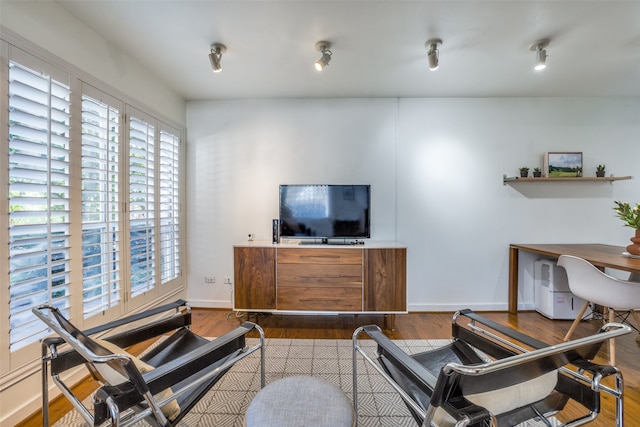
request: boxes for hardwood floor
[18,309,640,427]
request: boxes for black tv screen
[279,184,370,239]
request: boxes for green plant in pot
[613,201,640,255]
[519,167,529,178]
[533,167,542,178]
[596,164,606,177]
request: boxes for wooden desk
[508,243,640,313]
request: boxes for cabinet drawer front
[278,264,362,288]
[278,287,362,311]
[278,248,362,265]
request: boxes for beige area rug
[54,338,559,427]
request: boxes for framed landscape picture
[544,152,583,177]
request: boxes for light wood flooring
[17,309,640,427]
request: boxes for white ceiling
[56,0,640,101]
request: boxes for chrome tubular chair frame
[353,309,629,427]
[35,299,265,427]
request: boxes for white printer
[534,259,587,320]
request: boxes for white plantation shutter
[81,88,123,318]
[1,42,185,374]
[128,113,156,297]
[159,126,181,284]
[8,56,71,352]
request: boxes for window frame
[0,35,186,375]
[158,121,183,293]
[79,83,126,328]
[126,106,160,309]
[4,45,73,367]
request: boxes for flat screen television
[279,184,370,240]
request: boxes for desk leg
[508,246,519,314]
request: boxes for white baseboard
[188,299,233,309]
[407,302,536,312]
[188,301,536,313]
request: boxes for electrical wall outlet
[224,277,232,285]
[205,276,215,283]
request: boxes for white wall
[186,97,640,311]
[186,99,398,305]
[1,1,186,123]
[397,98,639,310]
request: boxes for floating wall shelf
[503,175,632,185]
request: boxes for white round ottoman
[245,376,353,427]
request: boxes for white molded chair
[558,254,640,365]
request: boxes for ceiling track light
[425,38,442,71]
[315,41,332,71]
[209,43,226,73]
[530,39,549,71]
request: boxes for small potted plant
[519,167,529,178]
[533,167,542,178]
[596,164,606,177]
[614,201,640,255]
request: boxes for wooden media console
[233,241,407,328]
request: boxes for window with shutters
[159,126,181,285]
[2,40,184,374]
[128,114,156,298]
[7,58,71,352]
[81,90,122,318]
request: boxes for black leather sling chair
[353,309,630,427]
[33,299,265,427]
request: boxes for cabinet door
[234,247,276,310]
[364,248,406,311]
